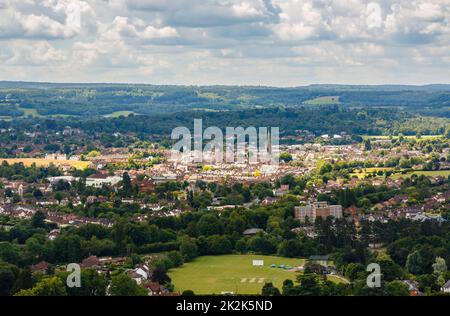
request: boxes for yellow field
[1,158,91,170]
[362,135,443,141]
[350,167,393,179]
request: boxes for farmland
[304,96,340,105]
[1,158,91,170]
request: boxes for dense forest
[0,82,449,118]
[0,106,448,140]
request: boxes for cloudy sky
[0,0,449,86]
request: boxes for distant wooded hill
[0,82,449,118]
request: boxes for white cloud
[0,0,449,85]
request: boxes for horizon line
[1,80,450,89]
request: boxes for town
[0,118,449,296]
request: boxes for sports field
[169,254,307,295]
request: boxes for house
[273,184,289,197]
[291,226,317,238]
[143,282,165,296]
[128,271,145,285]
[134,264,151,280]
[30,261,50,274]
[261,197,276,205]
[132,179,155,194]
[441,280,450,293]
[86,196,98,205]
[402,280,422,296]
[47,229,60,241]
[243,228,264,237]
[81,256,102,269]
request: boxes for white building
[86,174,122,188]
[441,280,450,293]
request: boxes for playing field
[169,254,306,295]
[1,158,91,170]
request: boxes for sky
[0,0,449,86]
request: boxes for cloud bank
[0,0,449,85]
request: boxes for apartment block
[294,202,343,222]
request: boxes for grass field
[1,158,91,170]
[104,111,136,118]
[169,255,310,295]
[391,170,450,179]
[304,96,340,105]
[18,107,41,118]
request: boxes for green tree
[65,269,107,296]
[261,282,281,296]
[167,251,184,268]
[406,251,423,275]
[364,139,372,151]
[386,281,409,296]
[296,273,322,296]
[11,268,33,294]
[31,210,46,228]
[122,172,133,197]
[180,238,198,262]
[279,152,293,163]
[151,266,172,285]
[110,274,147,296]
[16,277,67,296]
[0,262,19,296]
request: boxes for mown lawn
[169,254,308,295]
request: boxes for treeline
[4,106,448,139]
[1,83,449,118]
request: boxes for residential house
[441,280,450,293]
[243,228,264,237]
[143,282,165,296]
[30,261,50,274]
[402,280,422,296]
[81,256,102,269]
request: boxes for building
[295,202,343,222]
[273,184,289,197]
[30,261,50,274]
[86,174,122,188]
[402,280,422,296]
[441,280,450,293]
[81,256,102,269]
